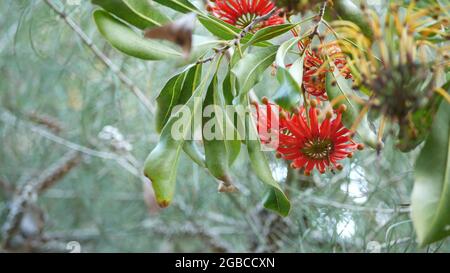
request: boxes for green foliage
[144,69,208,207]
[232,46,278,102]
[1,0,449,253]
[93,10,182,60]
[91,0,170,29]
[245,111,291,217]
[333,0,373,40]
[412,102,450,246]
[155,64,202,133]
[202,73,232,182]
[273,37,305,110]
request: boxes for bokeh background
[0,0,449,252]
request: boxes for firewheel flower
[255,99,363,175]
[301,42,352,100]
[207,0,285,29]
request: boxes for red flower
[207,0,285,29]
[299,42,352,100]
[255,99,363,175]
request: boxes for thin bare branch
[42,0,155,114]
[1,151,81,249]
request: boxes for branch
[0,109,144,179]
[295,195,411,214]
[310,1,328,38]
[42,0,155,114]
[0,178,14,197]
[1,151,81,249]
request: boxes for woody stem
[310,1,328,38]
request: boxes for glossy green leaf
[245,108,291,216]
[198,15,240,40]
[242,23,296,50]
[152,0,199,13]
[155,64,203,132]
[155,71,187,133]
[288,54,305,85]
[222,69,236,105]
[91,0,170,29]
[183,140,206,168]
[276,36,305,83]
[222,69,243,166]
[155,65,198,131]
[144,74,207,207]
[154,64,205,167]
[232,46,278,101]
[411,102,450,246]
[275,36,302,68]
[203,75,231,180]
[93,10,182,60]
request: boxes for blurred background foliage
[0,0,449,252]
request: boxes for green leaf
[275,36,302,68]
[263,188,291,217]
[182,140,206,168]
[152,0,199,13]
[155,71,187,132]
[232,46,278,101]
[411,102,450,246]
[222,69,236,105]
[144,72,208,207]
[288,54,305,85]
[203,75,231,179]
[243,23,296,50]
[93,10,182,60]
[154,64,205,167]
[91,0,170,29]
[222,69,242,166]
[272,67,301,111]
[245,107,291,216]
[333,0,373,40]
[155,64,202,132]
[277,36,305,81]
[203,74,241,180]
[198,15,240,40]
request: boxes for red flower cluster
[255,99,363,175]
[301,42,352,100]
[207,0,285,29]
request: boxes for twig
[1,151,81,249]
[310,1,328,38]
[42,0,155,114]
[26,112,63,134]
[197,8,278,64]
[36,152,82,193]
[0,109,143,179]
[294,194,411,214]
[0,179,14,199]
